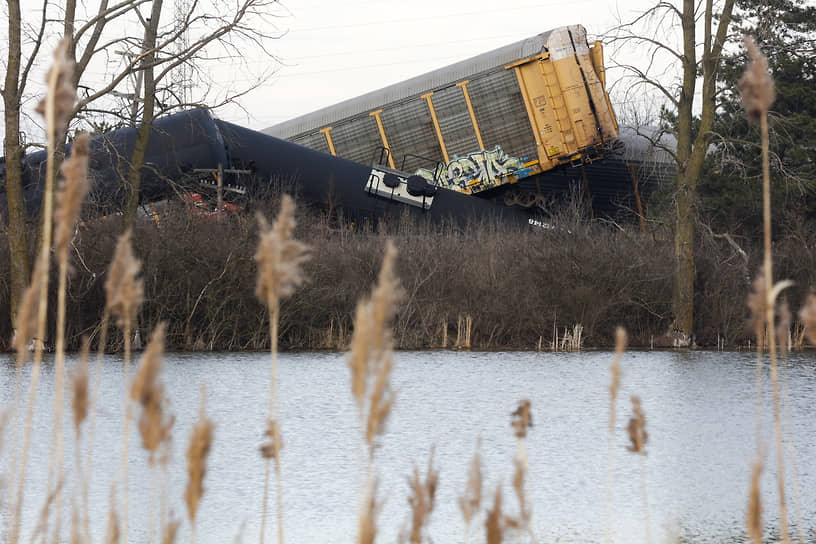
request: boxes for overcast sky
[3,0,738,140]
[214,0,662,131]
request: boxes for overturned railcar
[2,108,536,227]
[264,25,620,198]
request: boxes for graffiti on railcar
[416,146,525,191]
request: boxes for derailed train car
[264,25,621,200]
[1,108,536,227]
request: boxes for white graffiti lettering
[415,146,524,191]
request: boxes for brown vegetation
[3,197,815,353]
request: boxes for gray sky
[214,0,661,131]
[2,0,714,140]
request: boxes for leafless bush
[3,196,816,351]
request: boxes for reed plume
[105,229,144,330]
[459,438,482,543]
[626,396,647,455]
[509,400,534,540]
[255,194,309,544]
[71,338,90,434]
[185,388,214,543]
[34,39,77,134]
[738,36,775,126]
[131,323,173,463]
[55,133,90,255]
[799,293,816,345]
[510,399,532,439]
[404,448,439,544]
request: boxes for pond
[2,349,815,543]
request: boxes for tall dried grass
[255,195,309,544]
[347,240,402,543]
[185,388,214,544]
[459,438,482,544]
[605,327,626,544]
[739,36,798,544]
[403,448,439,544]
[106,228,144,543]
[9,39,76,544]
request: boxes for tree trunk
[673,171,695,341]
[670,0,735,343]
[670,0,698,344]
[123,0,163,229]
[3,0,30,326]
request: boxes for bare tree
[2,0,51,325]
[113,0,282,227]
[1,0,282,331]
[606,0,736,343]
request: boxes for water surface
[2,350,815,543]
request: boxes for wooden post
[217,162,224,221]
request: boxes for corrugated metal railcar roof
[263,27,564,140]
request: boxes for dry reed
[162,518,181,544]
[627,395,650,543]
[746,459,763,544]
[509,400,534,540]
[347,240,402,544]
[358,478,381,544]
[130,323,173,463]
[106,228,144,543]
[105,229,144,330]
[404,448,439,544]
[255,194,309,544]
[459,438,482,543]
[185,389,215,542]
[50,128,89,541]
[485,485,504,544]
[740,36,791,544]
[347,240,402,454]
[799,293,816,345]
[738,36,775,126]
[71,338,90,434]
[105,487,121,544]
[12,259,44,358]
[776,299,791,358]
[71,338,91,543]
[626,396,647,455]
[10,39,75,544]
[605,327,627,544]
[510,400,532,439]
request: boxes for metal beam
[319,126,337,156]
[456,81,485,151]
[369,110,395,169]
[421,92,449,163]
